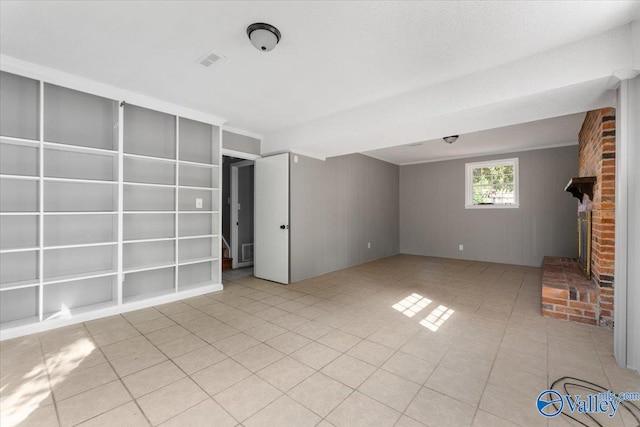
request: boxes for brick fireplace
[542,108,616,327]
[579,108,616,326]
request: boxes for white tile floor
[1,255,639,426]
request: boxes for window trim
[465,157,519,209]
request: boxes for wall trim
[289,149,327,161]
[221,125,263,141]
[221,148,261,160]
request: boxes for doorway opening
[222,155,255,278]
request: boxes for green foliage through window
[470,163,516,205]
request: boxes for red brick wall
[578,108,615,326]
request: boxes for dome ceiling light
[247,23,281,52]
[443,135,459,144]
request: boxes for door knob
[280,225,288,229]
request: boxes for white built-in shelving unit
[0,70,221,336]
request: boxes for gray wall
[237,165,254,258]
[399,145,578,266]
[222,131,260,155]
[290,153,399,282]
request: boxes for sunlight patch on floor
[392,293,432,318]
[420,305,455,331]
[1,337,95,426]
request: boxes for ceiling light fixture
[443,135,459,144]
[247,23,281,52]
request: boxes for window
[465,158,519,208]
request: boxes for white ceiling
[364,113,586,165]
[1,1,638,159]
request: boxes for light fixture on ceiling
[443,135,459,144]
[247,23,281,52]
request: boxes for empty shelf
[44,269,118,286]
[0,279,40,291]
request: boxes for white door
[254,153,289,284]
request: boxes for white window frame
[465,157,519,209]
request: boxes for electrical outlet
[294,155,299,163]
[368,242,371,249]
[459,244,464,251]
[237,203,241,211]
[196,198,203,209]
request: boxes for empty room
[1,1,640,426]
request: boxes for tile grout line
[36,332,64,427]
[80,320,154,427]
[125,292,329,424]
[322,266,463,425]
[117,309,240,426]
[466,293,511,427]
[318,269,435,426]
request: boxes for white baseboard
[0,283,224,341]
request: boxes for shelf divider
[175,115,180,293]
[124,237,176,244]
[44,211,117,215]
[124,262,176,275]
[38,79,44,323]
[124,210,176,214]
[123,181,175,189]
[0,246,40,254]
[0,279,40,292]
[0,212,40,216]
[43,241,118,251]
[177,234,216,240]
[43,269,118,286]
[177,185,215,191]
[44,177,117,185]
[0,174,39,181]
[123,152,176,164]
[178,159,217,168]
[0,136,40,147]
[117,101,124,306]
[43,141,117,157]
[178,257,218,267]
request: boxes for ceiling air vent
[197,51,224,67]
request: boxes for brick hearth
[542,256,599,325]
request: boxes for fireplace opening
[564,176,596,279]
